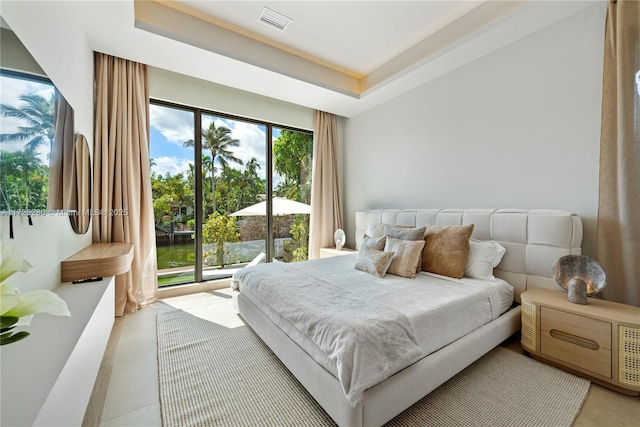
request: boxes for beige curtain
[47,88,76,211]
[597,0,640,307]
[93,53,158,316]
[308,110,343,259]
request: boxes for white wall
[0,1,94,136]
[1,4,94,292]
[343,3,606,258]
[149,67,314,131]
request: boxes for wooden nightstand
[520,288,640,395]
[319,247,357,258]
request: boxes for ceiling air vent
[258,7,292,31]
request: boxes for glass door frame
[150,98,312,284]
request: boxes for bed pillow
[383,225,426,241]
[366,223,413,238]
[383,225,426,271]
[360,235,387,251]
[354,246,395,278]
[422,224,474,278]
[365,223,386,238]
[384,237,425,278]
[464,240,506,280]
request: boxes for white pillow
[464,240,506,280]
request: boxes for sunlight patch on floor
[161,288,244,328]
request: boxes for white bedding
[231,254,514,405]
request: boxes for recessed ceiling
[1,0,601,118]
[134,0,525,98]
[166,1,483,77]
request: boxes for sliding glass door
[199,114,267,281]
[271,127,313,262]
[150,100,312,287]
[149,103,196,286]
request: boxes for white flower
[0,282,21,314]
[1,243,33,282]
[1,283,71,326]
[1,244,71,345]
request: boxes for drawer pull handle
[549,329,600,350]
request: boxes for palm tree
[200,154,213,213]
[184,121,243,212]
[0,93,55,153]
[240,157,263,207]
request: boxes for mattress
[232,254,513,404]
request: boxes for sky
[1,74,285,188]
[149,103,283,186]
[0,74,53,165]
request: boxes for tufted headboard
[355,209,583,302]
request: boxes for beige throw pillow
[384,237,425,278]
[383,225,426,272]
[354,246,394,278]
[422,224,474,278]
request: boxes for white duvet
[231,254,513,406]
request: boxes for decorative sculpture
[334,229,346,251]
[552,255,606,305]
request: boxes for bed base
[235,292,521,427]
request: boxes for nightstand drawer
[521,289,640,395]
[541,307,612,378]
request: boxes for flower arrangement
[1,243,71,346]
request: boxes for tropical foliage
[183,121,243,213]
[273,130,313,203]
[0,150,48,210]
[202,212,240,267]
[152,122,313,269]
[0,87,55,211]
[0,93,55,153]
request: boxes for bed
[231,208,583,427]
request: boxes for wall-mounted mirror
[69,134,91,234]
[0,69,55,213]
[1,28,88,235]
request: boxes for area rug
[157,310,590,427]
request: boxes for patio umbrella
[229,197,311,216]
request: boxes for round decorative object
[334,229,346,251]
[552,255,606,304]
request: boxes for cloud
[151,156,193,177]
[149,104,194,145]
[0,75,54,165]
[150,108,285,186]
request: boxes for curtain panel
[597,0,640,306]
[93,53,158,316]
[47,89,75,211]
[309,110,343,259]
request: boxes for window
[149,100,312,287]
[0,70,55,211]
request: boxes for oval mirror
[69,134,91,234]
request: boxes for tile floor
[84,289,640,426]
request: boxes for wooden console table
[61,242,133,282]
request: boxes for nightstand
[319,247,357,259]
[520,288,640,395]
